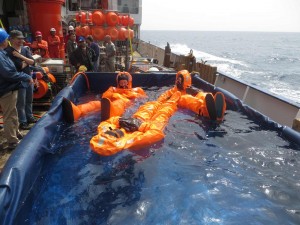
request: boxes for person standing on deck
[48,28,60,58]
[64,25,78,49]
[86,35,100,72]
[30,31,50,59]
[104,35,116,72]
[66,33,77,61]
[5,30,37,130]
[0,28,33,150]
[69,36,96,72]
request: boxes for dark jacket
[0,49,32,97]
[90,42,100,59]
[5,46,35,75]
[69,46,96,71]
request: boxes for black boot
[204,94,217,120]
[101,98,111,122]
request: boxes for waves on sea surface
[141,31,300,104]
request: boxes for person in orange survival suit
[30,31,50,59]
[48,28,60,58]
[89,70,226,156]
[90,90,181,156]
[158,70,226,121]
[62,71,147,123]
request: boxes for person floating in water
[159,69,226,121]
[90,90,181,156]
[62,71,146,123]
[89,70,226,156]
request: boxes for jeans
[17,83,34,123]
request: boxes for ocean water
[140,31,300,104]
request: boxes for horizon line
[140,29,300,33]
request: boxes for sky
[141,0,300,32]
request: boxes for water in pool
[19,88,300,225]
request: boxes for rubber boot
[204,93,217,120]
[214,92,226,121]
[62,98,82,123]
[101,98,111,122]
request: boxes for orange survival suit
[62,72,146,123]
[90,90,181,156]
[89,70,226,156]
[159,70,226,121]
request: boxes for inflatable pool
[0,72,300,225]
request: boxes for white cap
[50,28,56,32]
[68,25,74,31]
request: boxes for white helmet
[68,25,74,31]
[148,67,159,72]
[50,28,56,32]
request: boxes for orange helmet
[175,70,191,91]
[116,72,132,89]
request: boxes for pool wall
[0,72,299,225]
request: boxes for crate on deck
[41,59,73,89]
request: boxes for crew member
[90,91,181,156]
[104,35,116,72]
[30,31,50,59]
[48,28,60,58]
[62,71,146,123]
[69,36,96,72]
[0,28,33,150]
[158,70,226,121]
[89,70,226,156]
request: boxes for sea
[140,31,300,105]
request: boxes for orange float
[76,12,82,22]
[118,15,123,25]
[33,67,57,99]
[92,11,105,26]
[106,27,119,41]
[92,26,106,40]
[47,73,56,83]
[35,72,43,80]
[124,28,134,39]
[121,15,129,26]
[106,12,118,26]
[118,27,127,40]
[80,26,91,36]
[33,80,49,99]
[75,26,81,36]
[76,11,92,24]
[128,17,134,27]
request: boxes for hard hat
[0,28,9,43]
[78,36,85,42]
[35,31,42,37]
[148,67,159,72]
[68,25,74,31]
[50,28,56,32]
[78,65,87,72]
